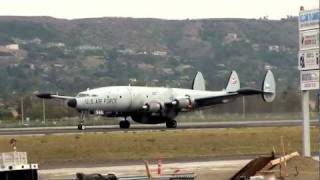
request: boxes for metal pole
[42,99,46,124]
[242,96,246,119]
[317,91,320,163]
[302,90,311,157]
[21,97,24,125]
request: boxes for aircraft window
[78,93,89,97]
[91,94,98,97]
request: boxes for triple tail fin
[192,72,206,91]
[225,71,240,92]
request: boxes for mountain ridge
[0,16,299,99]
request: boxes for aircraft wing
[194,88,266,108]
[35,93,75,100]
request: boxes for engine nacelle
[172,96,194,110]
[142,102,162,113]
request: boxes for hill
[0,16,299,100]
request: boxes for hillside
[0,16,299,100]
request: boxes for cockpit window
[91,94,98,97]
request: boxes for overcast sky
[1,0,318,20]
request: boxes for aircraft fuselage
[74,86,226,113]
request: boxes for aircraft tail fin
[236,70,276,103]
[225,71,240,92]
[192,72,206,91]
[261,70,276,102]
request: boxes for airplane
[36,70,276,130]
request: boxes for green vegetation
[0,16,310,119]
[0,127,317,165]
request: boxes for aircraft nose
[67,99,77,108]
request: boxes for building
[5,44,19,50]
[268,45,280,52]
[224,33,239,44]
[152,50,167,56]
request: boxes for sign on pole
[299,29,319,50]
[300,70,320,90]
[298,50,320,70]
[299,9,320,30]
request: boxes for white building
[152,50,167,56]
[5,44,19,50]
[268,45,280,52]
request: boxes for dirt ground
[196,170,237,180]
[38,156,319,180]
[269,156,319,180]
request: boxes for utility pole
[317,91,320,162]
[42,99,46,124]
[21,97,24,125]
[242,96,246,119]
[301,91,310,156]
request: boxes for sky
[0,0,319,20]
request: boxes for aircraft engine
[172,96,194,110]
[143,102,162,113]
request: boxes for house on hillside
[175,64,192,72]
[268,45,280,52]
[118,48,135,55]
[46,42,65,48]
[5,44,19,50]
[224,33,240,44]
[162,68,174,75]
[137,63,154,71]
[152,50,167,56]
[77,45,102,51]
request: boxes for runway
[0,120,318,136]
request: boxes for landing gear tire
[119,120,130,129]
[78,123,86,130]
[166,120,177,128]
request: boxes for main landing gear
[166,119,177,128]
[78,111,87,130]
[119,117,130,129]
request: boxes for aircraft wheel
[120,120,130,129]
[78,123,86,130]
[166,120,177,128]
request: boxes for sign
[298,50,320,70]
[299,29,319,50]
[300,70,320,90]
[299,9,320,30]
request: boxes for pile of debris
[230,152,319,180]
[76,161,196,180]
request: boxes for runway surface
[0,120,318,136]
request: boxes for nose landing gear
[78,111,87,130]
